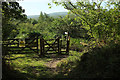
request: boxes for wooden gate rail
[44,38,58,52]
[39,36,70,56]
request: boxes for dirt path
[45,54,68,71]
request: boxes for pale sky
[17,0,110,16]
[17,0,68,16]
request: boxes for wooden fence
[2,35,70,56]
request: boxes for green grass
[2,37,106,79]
[4,53,55,79]
[3,49,85,79]
[54,50,84,77]
[4,41,120,79]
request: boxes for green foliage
[16,22,34,39]
[67,43,120,78]
[51,14,89,39]
[31,19,38,25]
[2,2,27,40]
[56,51,84,76]
[55,43,120,78]
[53,0,120,43]
[70,38,85,51]
[49,1,120,78]
[38,12,44,22]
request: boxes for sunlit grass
[4,49,85,79]
[5,53,55,79]
[56,50,84,77]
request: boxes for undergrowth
[56,43,120,78]
[2,40,120,79]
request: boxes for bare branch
[64,3,73,10]
[69,2,77,9]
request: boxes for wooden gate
[39,36,70,56]
[40,37,60,55]
[2,36,39,54]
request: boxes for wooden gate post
[60,39,62,54]
[42,39,44,55]
[37,35,39,54]
[40,38,44,57]
[40,38,42,56]
[66,36,70,54]
[57,37,60,54]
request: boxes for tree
[52,0,120,43]
[31,19,38,25]
[16,22,35,39]
[51,14,89,38]
[38,11,44,22]
[2,2,27,40]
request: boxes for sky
[16,0,111,16]
[17,0,68,16]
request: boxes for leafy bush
[67,43,120,78]
[56,51,84,75]
[70,38,88,51]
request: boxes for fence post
[60,39,62,54]
[57,37,60,54]
[40,38,42,56]
[66,36,70,54]
[42,39,44,55]
[37,35,39,54]
[40,38,44,57]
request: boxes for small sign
[65,32,68,35]
[19,39,25,47]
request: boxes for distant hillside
[27,15,39,19]
[27,12,68,19]
[48,12,68,18]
